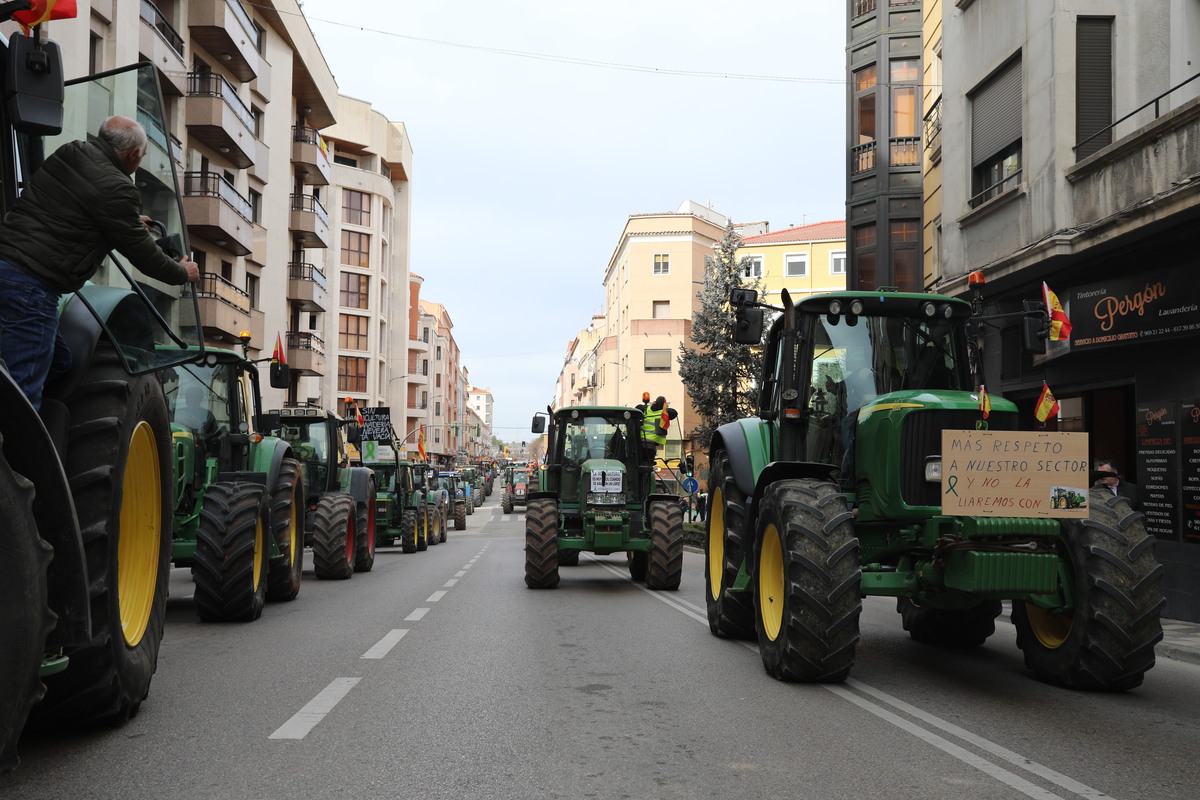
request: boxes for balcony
[289,193,330,248]
[196,273,250,341]
[182,171,254,255]
[286,331,326,377]
[188,0,260,83]
[292,125,331,186]
[139,0,187,96]
[186,72,256,168]
[288,261,328,312]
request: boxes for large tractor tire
[0,441,54,772]
[898,598,1002,647]
[454,500,467,531]
[192,483,269,622]
[524,498,560,589]
[1011,490,1164,691]
[354,479,377,573]
[266,457,304,602]
[465,494,474,515]
[646,500,684,590]
[416,509,429,551]
[753,479,861,683]
[705,450,756,639]
[426,507,440,546]
[400,508,418,553]
[436,507,448,543]
[311,494,355,580]
[501,491,513,514]
[35,351,172,726]
[628,551,648,582]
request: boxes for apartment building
[553,315,607,409]
[417,300,462,465]
[929,1,1200,619]
[467,385,494,455]
[319,94,413,421]
[736,220,848,302]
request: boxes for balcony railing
[969,168,1023,209]
[851,141,877,174]
[141,0,184,58]
[290,193,329,225]
[184,171,253,221]
[292,124,324,146]
[196,272,250,313]
[852,0,877,17]
[1074,68,1200,157]
[227,0,259,52]
[923,95,942,149]
[187,71,254,132]
[890,136,921,166]
[287,331,325,356]
[288,261,328,290]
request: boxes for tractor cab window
[281,421,330,490]
[166,362,234,445]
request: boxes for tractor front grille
[899,409,1017,507]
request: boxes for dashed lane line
[426,590,447,602]
[361,629,409,659]
[269,678,360,740]
[406,608,430,621]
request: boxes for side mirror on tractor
[734,307,764,345]
[531,414,546,434]
[269,360,290,389]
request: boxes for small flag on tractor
[14,0,77,35]
[1042,282,1073,341]
[354,404,365,427]
[978,385,991,419]
[418,425,427,461]
[272,332,286,363]
[1035,381,1060,423]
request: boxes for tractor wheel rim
[345,514,355,565]
[288,498,300,565]
[707,488,725,601]
[759,523,784,641]
[1025,602,1073,649]
[252,514,265,587]
[118,421,161,647]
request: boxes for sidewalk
[1159,618,1200,666]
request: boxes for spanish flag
[354,404,365,427]
[1042,282,1073,341]
[14,1,77,35]
[272,332,286,364]
[417,425,427,461]
[978,385,991,419]
[1035,381,1060,423]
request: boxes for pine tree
[678,222,764,449]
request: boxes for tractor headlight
[587,492,626,506]
[924,457,942,483]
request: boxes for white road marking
[601,555,1112,800]
[427,590,447,602]
[361,629,409,659]
[443,578,458,587]
[269,678,360,740]
[405,608,430,621]
[455,570,466,577]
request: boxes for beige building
[319,95,413,421]
[596,200,728,458]
[736,220,847,303]
[921,0,943,287]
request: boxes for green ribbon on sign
[945,475,959,497]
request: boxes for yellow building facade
[736,220,847,303]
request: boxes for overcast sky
[298,0,847,442]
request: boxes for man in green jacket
[0,115,198,409]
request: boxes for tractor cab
[269,408,348,495]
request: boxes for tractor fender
[249,437,292,494]
[344,466,376,504]
[710,420,761,500]
[45,293,103,403]
[0,368,91,650]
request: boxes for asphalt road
[5,497,1200,799]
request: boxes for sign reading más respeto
[1069,266,1200,350]
[940,430,1089,518]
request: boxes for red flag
[1035,382,1060,422]
[978,385,991,419]
[14,0,77,34]
[417,425,427,461]
[354,405,365,426]
[273,333,286,364]
[1042,282,1073,341]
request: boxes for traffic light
[684,454,694,476]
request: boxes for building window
[645,349,672,372]
[741,256,763,279]
[249,189,261,224]
[334,154,358,168]
[340,272,369,309]
[435,401,441,415]
[246,273,259,309]
[1076,17,1114,160]
[970,56,1023,207]
[853,65,878,173]
[338,356,367,393]
[853,224,877,291]
[830,251,847,275]
[436,345,442,359]
[341,230,370,267]
[342,188,371,227]
[339,313,368,350]
[653,254,670,275]
[891,221,921,292]
[422,358,429,375]
[652,300,670,319]
[784,253,808,278]
[422,326,429,343]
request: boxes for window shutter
[971,58,1023,167]
[1076,17,1113,160]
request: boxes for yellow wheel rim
[758,523,784,641]
[118,421,161,648]
[288,497,300,565]
[1024,603,1073,649]
[252,514,265,588]
[707,488,725,601]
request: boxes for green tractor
[162,344,304,622]
[0,54,205,766]
[438,472,469,531]
[500,466,532,514]
[525,407,684,590]
[460,465,484,510]
[418,465,448,543]
[373,455,439,552]
[264,408,377,579]
[707,287,1164,690]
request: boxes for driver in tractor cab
[175,384,220,443]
